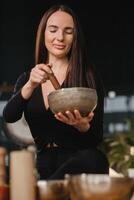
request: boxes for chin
[52,52,67,58]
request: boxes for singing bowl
[37,180,69,200]
[67,174,134,200]
[48,87,98,116]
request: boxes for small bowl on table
[66,174,134,200]
[48,87,98,117]
[37,179,69,200]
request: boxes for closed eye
[47,25,74,34]
[64,27,74,34]
[49,29,57,33]
[47,25,58,33]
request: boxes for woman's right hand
[28,63,52,89]
[21,64,52,99]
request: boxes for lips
[53,44,65,49]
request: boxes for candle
[10,150,36,200]
[0,147,9,200]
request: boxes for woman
[3,4,109,180]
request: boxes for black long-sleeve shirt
[3,72,104,151]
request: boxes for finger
[42,64,53,74]
[33,66,44,75]
[34,65,49,78]
[30,73,47,84]
[74,110,81,120]
[65,111,75,121]
[35,63,46,69]
[47,63,53,68]
[87,112,94,121]
[35,64,51,75]
[33,68,49,82]
[55,112,69,122]
[41,78,47,84]
[54,114,62,121]
[31,73,45,81]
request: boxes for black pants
[36,147,109,180]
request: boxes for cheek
[45,32,54,47]
[66,37,73,49]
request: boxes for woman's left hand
[54,110,94,132]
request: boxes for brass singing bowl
[37,180,69,200]
[66,174,134,200]
[48,87,98,116]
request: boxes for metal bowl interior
[37,180,69,200]
[67,174,134,200]
[48,87,98,116]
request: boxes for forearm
[21,81,36,100]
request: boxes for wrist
[74,123,90,132]
[21,81,35,99]
[26,80,38,89]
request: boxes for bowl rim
[48,87,97,97]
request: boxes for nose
[56,30,64,41]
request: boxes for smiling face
[45,10,74,59]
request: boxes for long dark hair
[35,4,96,88]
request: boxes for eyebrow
[48,25,57,28]
[47,25,74,29]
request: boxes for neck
[47,55,68,70]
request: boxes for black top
[3,72,104,151]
